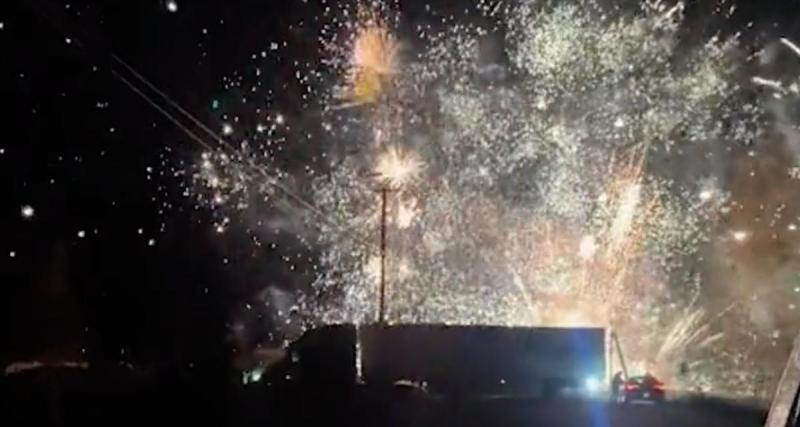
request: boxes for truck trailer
[272,323,606,398]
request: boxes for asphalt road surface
[444,398,766,427]
[238,388,769,427]
[1,370,768,427]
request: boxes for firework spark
[780,37,800,58]
[305,0,761,392]
[192,0,773,395]
[20,205,35,219]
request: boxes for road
[1,369,769,427]
[447,398,766,427]
[239,388,769,427]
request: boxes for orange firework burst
[341,20,399,106]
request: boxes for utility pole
[378,187,388,324]
[607,329,613,384]
[611,331,629,380]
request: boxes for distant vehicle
[617,374,665,403]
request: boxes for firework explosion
[191,0,795,395]
[339,17,399,106]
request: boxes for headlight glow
[584,376,601,393]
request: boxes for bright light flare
[578,235,597,260]
[609,183,642,244]
[584,376,602,393]
[20,205,34,219]
[374,146,422,187]
[396,198,418,228]
[732,230,749,242]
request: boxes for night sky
[0,0,319,371]
[4,0,800,379]
[0,0,471,373]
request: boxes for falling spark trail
[780,38,800,58]
[509,267,539,321]
[752,76,785,92]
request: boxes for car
[618,374,665,403]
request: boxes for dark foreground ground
[0,368,768,427]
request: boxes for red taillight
[652,382,665,392]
